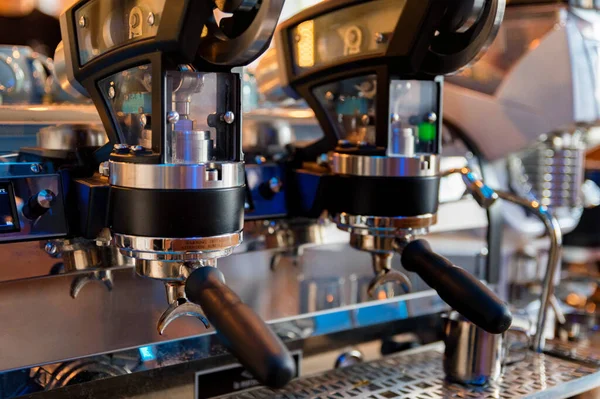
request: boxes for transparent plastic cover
[388,80,440,157]
[99,64,152,148]
[166,71,238,163]
[313,75,377,145]
[75,0,166,65]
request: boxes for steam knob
[23,189,55,220]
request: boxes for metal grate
[545,339,600,368]
[219,347,599,399]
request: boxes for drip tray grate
[219,345,600,399]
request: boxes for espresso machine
[443,0,600,337]
[2,0,600,398]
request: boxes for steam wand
[442,167,563,352]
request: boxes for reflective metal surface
[223,344,600,399]
[496,190,563,352]
[37,124,106,150]
[337,213,437,234]
[329,153,440,177]
[508,130,587,234]
[0,237,485,374]
[109,161,245,190]
[442,312,504,385]
[114,232,243,261]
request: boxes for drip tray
[220,344,600,399]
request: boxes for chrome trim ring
[335,213,437,234]
[109,161,245,190]
[135,260,192,281]
[113,232,242,261]
[329,153,440,177]
[349,233,398,254]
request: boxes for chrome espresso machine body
[2,0,301,391]
[6,0,600,398]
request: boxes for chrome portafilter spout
[135,259,212,335]
[442,167,563,352]
[342,217,418,299]
[44,229,133,299]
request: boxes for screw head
[37,190,55,209]
[130,145,145,153]
[268,177,283,193]
[78,15,87,28]
[375,32,386,44]
[139,114,147,127]
[427,112,438,123]
[108,86,115,99]
[361,115,370,126]
[325,91,335,102]
[113,143,129,153]
[391,113,401,123]
[316,153,329,166]
[44,242,58,255]
[167,110,180,124]
[98,161,110,177]
[147,12,155,26]
[222,111,235,125]
[30,164,41,174]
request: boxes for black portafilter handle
[185,266,296,388]
[401,239,512,334]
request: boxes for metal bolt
[30,164,42,174]
[221,111,235,125]
[78,15,87,28]
[268,177,283,194]
[139,114,147,127]
[113,143,129,153]
[108,86,115,99]
[391,113,401,123]
[167,110,180,124]
[37,190,55,209]
[316,153,329,166]
[361,115,370,126]
[130,145,145,153]
[206,168,219,181]
[375,32,386,44]
[147,12,155,26]
[44,242,58,255]
[427,112,438,123]
[98,161,110,177]
[325,91,335,101]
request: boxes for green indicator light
[418,123,436,142]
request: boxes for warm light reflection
[286,109,315,118]
[377,290,388,300]
[529,39,541,51]
[326,294,334,303]
[586,303,596,313]
[566,293,584,307]
[296,20,315,68]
